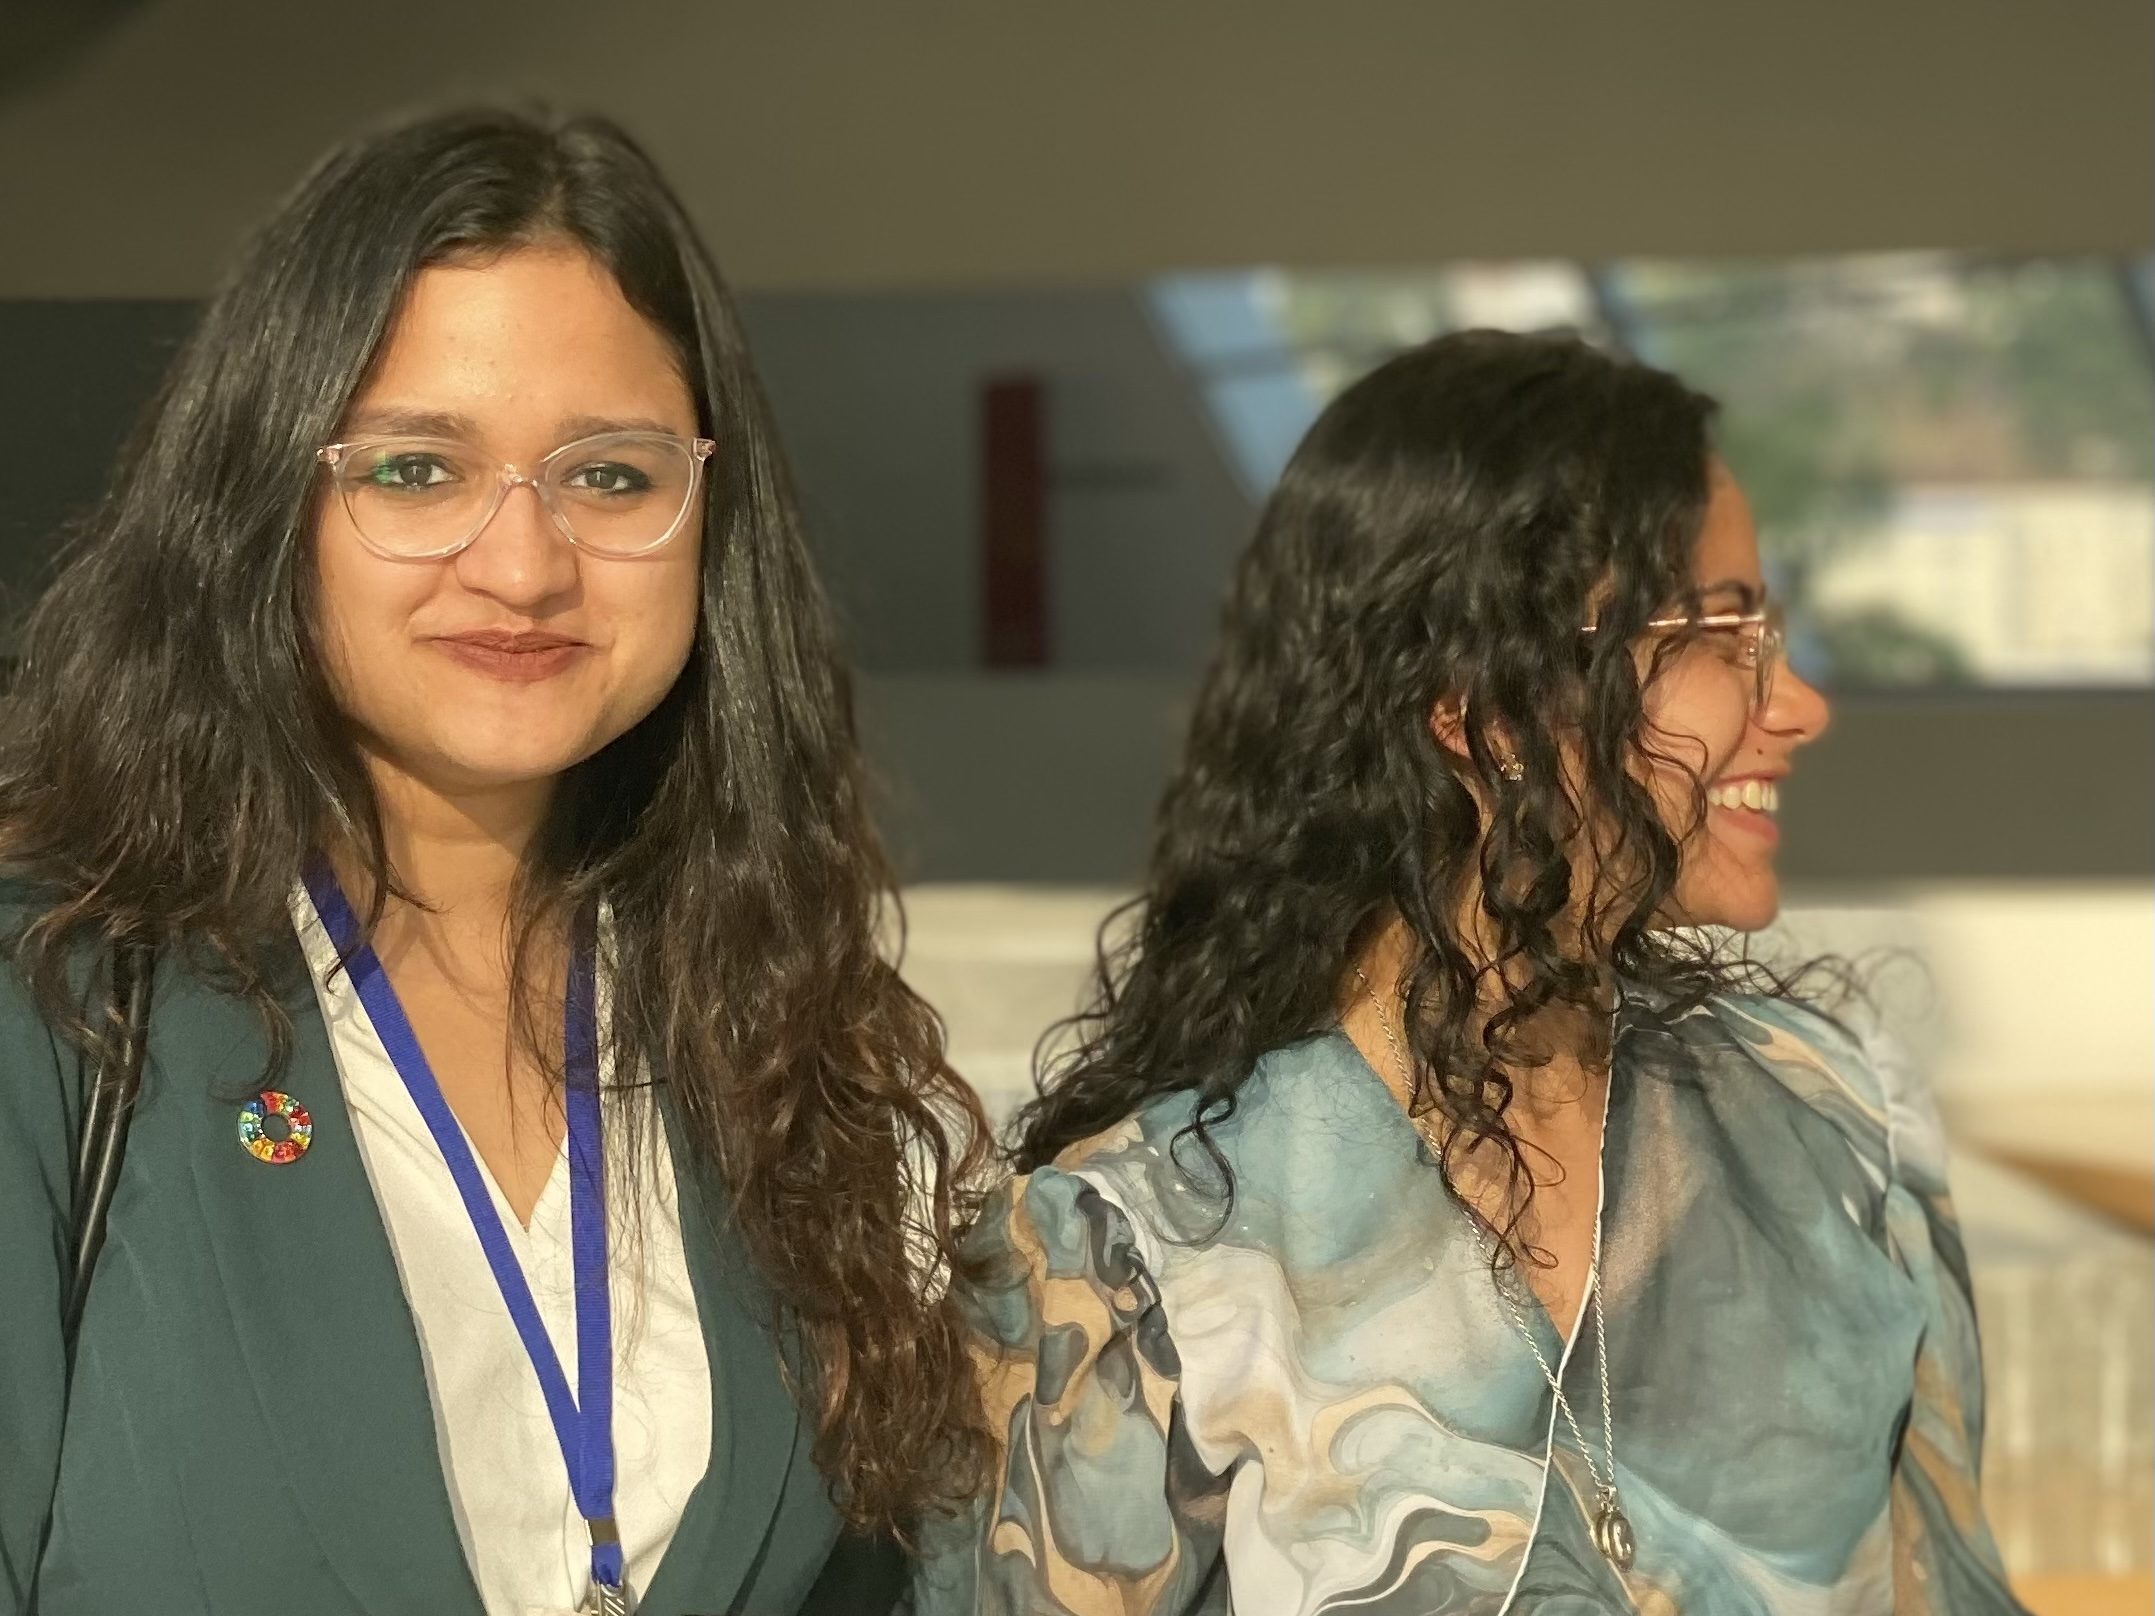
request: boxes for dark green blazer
[0,911,901,1615]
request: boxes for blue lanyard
[303,863,625,1602]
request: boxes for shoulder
[1010,1031,1424,1268]
[0,871,57,946]
[0,873,66,1029]
[0,880,76,1181]
[1693,991,1887,1099]
[1685,990,1937,1189]
[955,1163,1158,1354]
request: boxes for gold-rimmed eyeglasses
[316,430,718,560]
[1581,601,1787,715]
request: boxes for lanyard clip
[584,1516,630,1614]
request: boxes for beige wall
[898,881,2155,1123]
[0,0,2147,297]
[856,676,2155,885]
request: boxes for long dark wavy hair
[1013,328,1843,1260]
[0,105,991,1531]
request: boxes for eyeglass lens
[331,433,699,556]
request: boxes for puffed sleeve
[911,1166,1227,1616]
[1873,1034,2030,1614]
[0,943,80,1614]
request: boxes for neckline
[277,887,810,1616]
[1319,1021,1619,1350]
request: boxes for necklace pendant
[1592,1488,1636,1571]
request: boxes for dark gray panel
[0,298,194,630]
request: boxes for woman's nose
[451,474,581,610]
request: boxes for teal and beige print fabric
[913,992,2026,1615]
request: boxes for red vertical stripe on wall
[981,375,1048,667]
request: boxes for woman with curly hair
[0,108,989,1615]
[920,330,2024,1614]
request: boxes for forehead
[346,244,695,442]
[1689,462,1763,599]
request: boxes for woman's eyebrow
[555,413,686,439]
[1696,578,1764,610]
[338,406,477,439]
[332,409,688,441]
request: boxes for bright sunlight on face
[312,245,705,802]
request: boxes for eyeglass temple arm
[1581,610,1766,635]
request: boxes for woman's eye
[365,454,454,490]
[564,461,654,496]
[1703,626,1751,663]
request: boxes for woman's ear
[1436,695,1523,782]
[1431,695,1471,762]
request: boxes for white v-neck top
[292,891,713,1616]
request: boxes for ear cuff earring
[1456,697,1526,783]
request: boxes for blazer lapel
[170,953,485,1613]
[171,942,807,1616]
[634,1092,808,1616]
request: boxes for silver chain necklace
[1353,968,1636,1571]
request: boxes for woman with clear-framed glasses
[916,329,2026,1614]
[0,107,991,1615]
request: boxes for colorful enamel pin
[237,1091,313,1164]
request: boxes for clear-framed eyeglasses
[315,430,718,560]
[1581,600,1787,715]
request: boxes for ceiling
[0,0,2146,296]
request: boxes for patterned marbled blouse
[914,991,2027,1615]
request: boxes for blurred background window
[1152,254,2155,692]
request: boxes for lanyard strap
[303,863,624,1596]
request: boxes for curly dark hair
[1012,328,1844,1261]
[0,105,990,1533]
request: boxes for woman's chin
[387,733,600,797]
[1697,884,1782,935]
[1656,868,1783,935]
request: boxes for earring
[1499,755,1525,782]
